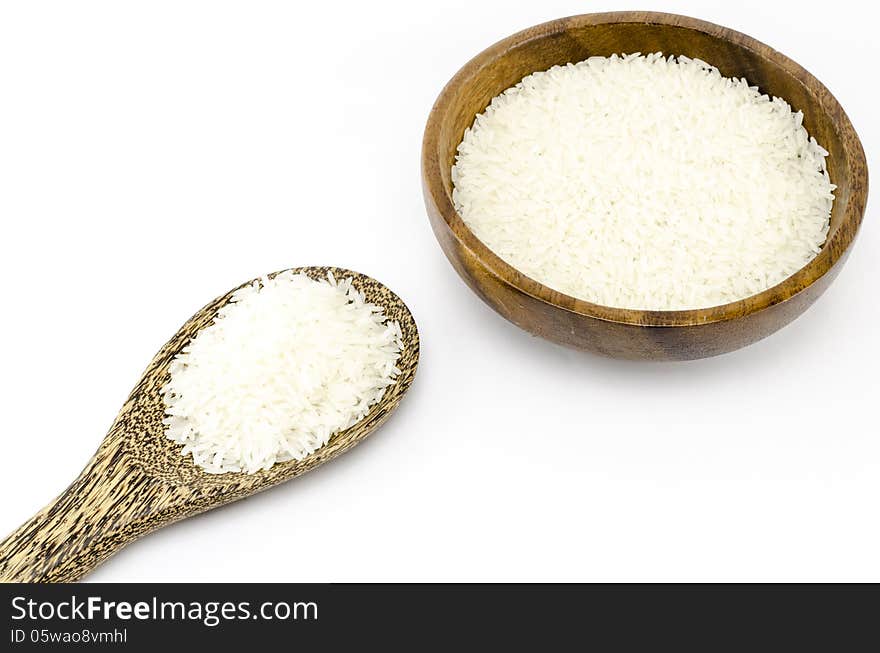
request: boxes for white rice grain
[161,272,403,474]
[452,53,835,310]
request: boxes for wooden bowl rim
[422,11,869,327]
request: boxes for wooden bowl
[422,12,868,360]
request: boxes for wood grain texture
[0,267,419,582]
[422,12,869,360]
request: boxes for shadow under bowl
[422,11,868,360]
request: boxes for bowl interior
[431,14,863,322]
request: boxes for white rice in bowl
[451,53,835,311]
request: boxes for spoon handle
[0,444,184,583]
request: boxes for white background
[0,0,876,582]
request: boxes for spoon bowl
[0,266,419,582]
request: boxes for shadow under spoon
[0,266,419,582]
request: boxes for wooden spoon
[0,266,419,582]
